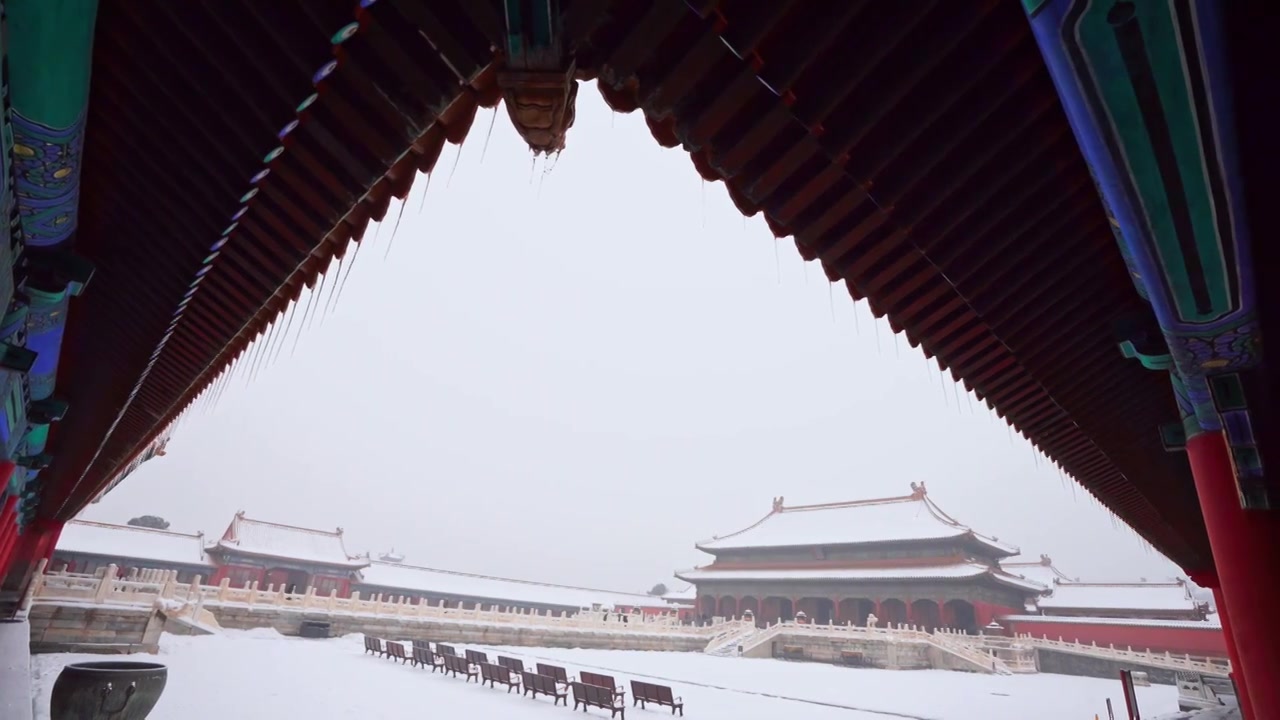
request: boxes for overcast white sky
[79,83,1181,593]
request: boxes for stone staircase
[702,619,762,656]
[926,631,1015,675]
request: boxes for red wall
[211,564,265,588]
[1002,618,1228,657]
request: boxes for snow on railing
[29,565,720,638]
[1013,633,1231,676]
[711,619,1020,674]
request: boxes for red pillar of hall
[1186,431,1280,720]
[1211,587,1254,720]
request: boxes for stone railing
[28,565,716,638]
[726,619,1018,674]
[1014,633,1231,677]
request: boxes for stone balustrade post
[217,577,231,601]
[193,588,207,625]
[95,564,119,604]
[188,575,202,602]
[247,581,260,607]
[327,589,338,612]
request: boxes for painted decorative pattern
[1025,0,1265,503]
[10,111,84,247]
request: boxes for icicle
[318,256,344,326]
[332,241,363,313]
[260,306,290,371]
[529,153,539,185]
[701,179,707,229]
[304,272,328,333]
[291,284,318,356]
[952,376,961,410]
[384,195,410,260]
[874,316,882,355]
[773,240,781,285]
[446,142,464,187]
[852,299,860,334]
[479,107,499,164]
[893,328,900,358]
[418,171,433,214]
[939,365,949,408]
[241,330,267,388]
[828,282,835,323]
[271,299,299,366]
[965,387,974,414]
[248,320,278,383]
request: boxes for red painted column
[1187,431,1280,720]
[0,499,22,581]
[1211,587,1254,720]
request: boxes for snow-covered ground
[30,629,1180,720]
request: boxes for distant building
[354,560,685,617]
[52,520,213,583]
[204,512,369,596]
[675,484,1042,631]
[378,549,405,564]
[1003,555,1208,621]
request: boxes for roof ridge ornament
[771,496,785,512]
[909,481,927,499]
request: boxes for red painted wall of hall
[1001,618,1227,657]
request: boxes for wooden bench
[572,681,626,718]
[385,641,409,664]
[442,653,479,682]
[521,671,568,705]
[411,640,432,654]
[412,646,444,672]
[363,636,385,656]
[581,671,625,698]
[436,643,457,657]
[480,662,521,692]
[466,649,489,666]
[631,680,683,716]
[497,655,525,674]
[537,663,571,684]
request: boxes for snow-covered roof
[697,485,1017,556]
[675,562,1045,592]
[999,614,1222,631]
[662,585,697,603]
[1001,554,1077,588]
[209,513,368,570]
[358,561,671,611]
[56,520,213,568]
[1036,580,1201,614]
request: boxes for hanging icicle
[479,106,499,164]
[291,283,319,356]
[271,298,299,367]
[446,141,464,187]
[318,256,344,326]
[383,196,410,260]
[418,171,433,214]
[304,272,328,333]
